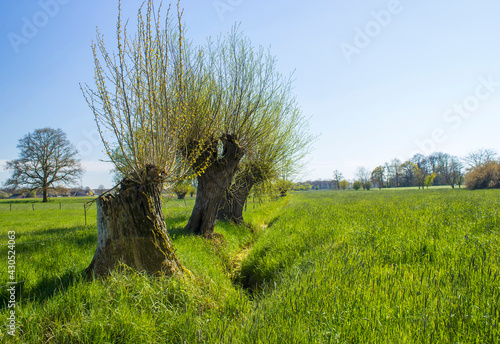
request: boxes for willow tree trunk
[185,135,244,237]
[86,172,182,279]
[218,172,254,224]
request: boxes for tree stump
[86,169,181,279]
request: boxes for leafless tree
[463,148,498,170]
[332,169,343,190]
[355,166,370,184]
[5,128,84,202]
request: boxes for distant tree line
[364,152,466,190]
[345,148,499,190]
[252,148,499,192]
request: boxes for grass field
[0,189,499,343]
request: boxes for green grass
[237,189,500,343]
[0,190,499,343]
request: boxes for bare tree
[355,166,370,184]
[463,148,498,170]
[332,169,343,190]
[5,128,83,202]
[384,161,392,187]
[390,158,402,187]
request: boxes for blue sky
[1,0,500,188]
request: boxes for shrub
[465,162,500,190]
[352,181,362,190]
[172,183,191,199]
[0,191,10,199]
[276,180,293,197]
[189,186,196,197]
[339,180,349,190]
[363,181,372,191]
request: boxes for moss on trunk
[86,166,182,279]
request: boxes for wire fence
[0,200,92,212]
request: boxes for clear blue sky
[1,0,500,188]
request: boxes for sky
[1,0,500,188]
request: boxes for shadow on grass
[29,225,92,238]
[3,229,97,257]
[0,268,86,310]
[168,225,195,240]
[267,216,280,228]
[165,213,192,239]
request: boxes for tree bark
[185,135,244,237]
[42,185,48,203]
[86,167,182,279]
[218,171,255,224]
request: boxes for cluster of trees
[366,153,466,189]
[332,148,498,191]
[79,1,311,278]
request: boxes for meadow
[0,189,499,343]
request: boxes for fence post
[84,203,87,228]
[32,204,34,211]
[10,204,12,211]
[60,202,62,210]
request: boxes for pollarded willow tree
[182,28,303,237]
[217,106,312,224]
[81,1,207,278]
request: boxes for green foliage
[275,179,293,197]
[0,191,10,199]
[371,165,385,189]
[82,0,204,185]
[172,183,191,199]
[339,179,349,190]
[363,181,372,190]
[425,172,437,189]
[292,183,312,191]
[189,186,196,197]
[352,180,362,190]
